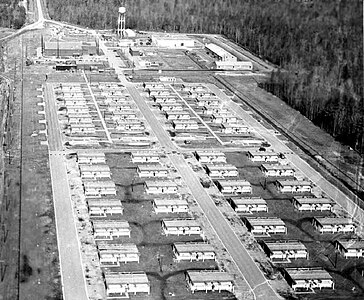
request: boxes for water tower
[117,6,126,38]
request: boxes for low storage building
[153,199,189,214]
[97,243,140,266]
[144,180,178,194]
[78,152,106,164]
[131,151,160,163]
[161,219,202,236]
[261,240,309,261]
[228,197,268,213]
[185,270,234,293]
[137,164,169,178]
[243,217,287,235]
[83,181,116,197]
[261,164,295,177]
[172,242,216,262]
[216,179,252,194]
[87,199,123,217]
[92,220,131,240]
[291,196,335,212]
[283,268,334,291]
[276,180,312,193]
[204,164,238,178]
[312,217,356,234]
[194,150,226,164]
[79,164,111,179]
[335,239,364,258]
[104,272,150,298]
[247,151,280,162]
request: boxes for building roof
[229,197,267,205]
[187,270,234,282]
[83,181,116,188]
[78,152,105,158]
[132,151,159,157]
[152,34,192,41]
[195,150,226,157]
[293,196,335,205]
[92,220,130,229]
[261,164,295,171]
[215,61,253,67]
[166,111,190,115]
[87,199,122,207]
[154,199,188,206]
[45,41,83,51]
[104,272,149,285]
[264,240,307,252]
[217,180,251,187]
[97,243,138,253]
[248,151,279,157]
[162,219,200,227]
[204,164,238,171]
[205,43,232,59]
[221,123,248,129]
[137,164,168,171]
[173,242,215,253]
[79,164,111,172]
[246,217,285,226]
[314,217,354,226]
[285,268,332,281]
[145,181,177,188]
[335,239,364,249]
[277,180,312,186]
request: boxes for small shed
[216,179,252,194]
[137,164,169,178]
[97,243,140,266]
[185,270,234,293]
[87,199,123,217]
[228,197,268,213]
[283,268,334,291]
[312,217,356,234]
[291,196,335,212]
[335,239,364,258]
[204,164,238,178]
[172,242,216,262]
[161,219,202,236]
[276,180,312,193]
[104,272,150,298]
[261,240,309,261]
[144,180,178,194]
[153,199,189,214]
[243,217,287,235]
[83,181,116,197]
[92,220,131,240]
[194,150,226,163]
[79,164,111,179]
[78,152,106,164]
[261,164,295,177]
[247,151,280,162]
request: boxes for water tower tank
[119,7,126,14]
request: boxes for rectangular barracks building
[87,199,123,217]
[104,272,150,298]
[185,270,235,293]
[243,217,287,235]
[97,242,140,266]
[334,239,364,258]
[261,240,309,261]
[276,179,312,193]
[77,152,106,164]
[172,242,216,262]
[312,217,356,234]
[161,219,203,237]
[283,268,334,291]
[92,220,131,240]
[43,41,98,57]
[227,197,268,213]
[194,150,226,164]
[153,198,189,214]
[291,196,335,212]
[215,179,252,194]
[83,180,116,197]
[137,164,169,178]
[260,164,295,177]
[144,180,178,194]
[204,164,238,178]
[79,164,111,179]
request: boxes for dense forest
[47,0,363,152]
[0,0,26,29]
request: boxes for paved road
[208,84,364,229]
[49,153,89,300]
[169,154,280,300]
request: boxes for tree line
[0,0,26,29]
[47,0,363,152]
